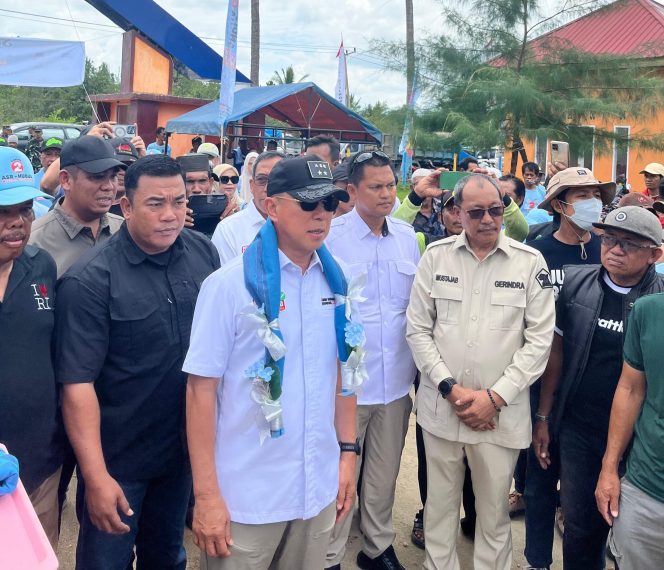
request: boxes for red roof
[528,0,664,58]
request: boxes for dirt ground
[57,412,614,569]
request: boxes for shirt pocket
[109,297,167,356]
[489,290,526,330]
[430,282,463,325]
[389,260,417,307]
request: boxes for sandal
[411,509,425,549]
[508,491,525,517]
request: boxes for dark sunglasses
[219,175,239,184]
[278,195,340,212]
[349,150,391,173]
[599,234,657,253]
[462,206,504,220]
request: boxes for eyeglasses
[462,206,504,220]
[349,150,391,174]
[599,234,657,253]
[253,175,269,187]
[276,194,340,212]
[219,175,239,184]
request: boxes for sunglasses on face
[599,234,657,253]
[277,195,340,212]
[349,150,391,174]
[219,175,239,184]
[462,206,505,220]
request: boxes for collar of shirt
[53,198,113,240]
[349,207,391,240]
[452,230,513,259]
[118,223,185,266]
[278,248,322,273]
[245,199,265,226]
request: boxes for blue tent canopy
[165,83,382,144]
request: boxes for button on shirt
[326,209,420,405]
[211,199,265,265]
[55,225,220,480]
[183,251,342,524]
[406,232,555,449]
[29,198,124,277]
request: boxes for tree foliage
[266,65,309,85]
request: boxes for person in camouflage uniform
[25,126,44,170]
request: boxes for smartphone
[113,124,136,139]
[188,194,229,237]
[439,171,470,190]
[550,141,569,167]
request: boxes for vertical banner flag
[219,0,240,126]
[399,73,421,187]
[335,38,349,106]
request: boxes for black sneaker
[356,545,405,570]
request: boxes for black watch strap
[339,438,361,455]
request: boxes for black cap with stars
[267,154,350,203]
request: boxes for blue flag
[218,0,240,126]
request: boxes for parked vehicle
[9,122,85,151]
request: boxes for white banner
[335,39,348,106]
[0,37,85,87]
[218,0,240,125]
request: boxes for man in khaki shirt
[30,136,124,277]
[406,173,555,570]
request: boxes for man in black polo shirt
[55,155,220,569]
[0,146,62,549]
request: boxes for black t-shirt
[0,246,62,493]
[55,225,220,480]
[565,274,629,437]
[527,233,601,300]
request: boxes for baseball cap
[60,136,124,173]
[0,147,51,206]
[593,206,663,246]
[332,162,349,183]
[177,153,209,173]
[197,142,220,158]
[110,137,139,166]
[639,162,664,176]
[441,190,455,208]
[617,192,655,211]
[7,135,18,145]
[538,167,616,212]
[0,137,5,146]
[41,137,63,152]
[267,155,350,202]
[32,126,42,132]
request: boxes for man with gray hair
[406,173,555,570]
[211,151,283,264]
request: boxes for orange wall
[156,103,214,158]
[132,36,170,95]
[508,112,664,190]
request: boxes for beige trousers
[28,465,62,552]
[201,501,336,570]
[326,394,412,566]
[422,430,519,570]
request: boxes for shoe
[356,545,405,570]
[410,509,425,550]
[508,491,525,517]
[326,565,341,570]
[555,506,565,536]
[459,516,475,540]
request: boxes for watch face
[438,380,452,397]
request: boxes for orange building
[510,0,664,190]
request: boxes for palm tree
[268,65,309,85]
[250,0,260,85]
[406,0,414,103]
[349,93,362,113]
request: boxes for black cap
[177,153,209,173]
[332,162,349,183]
[60,136,124,173]
[111,137,139,166]
[267,155,349,202]
[41,137,63,152]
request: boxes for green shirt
[623,292,664,503]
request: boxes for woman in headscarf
[213,163,245,220]
[238,151,259,203]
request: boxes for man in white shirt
[183,155,361,570]
[326,150,420,570]
[211,151,283,264]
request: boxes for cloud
[0,0,444,107]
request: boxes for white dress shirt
[183,251,342,524]
[211,200,265,265]
[326,208,420,405]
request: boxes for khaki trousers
[326,394,412,565]
[28,465,62,552]
[422,430,519,570]
[201,502,336,570]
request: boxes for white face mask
[561,197,603,231]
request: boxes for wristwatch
[339,438,361,455]
[502,194,512,208]
[437,377,457,399]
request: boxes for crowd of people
[0,122,663,570]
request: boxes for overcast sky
[0,0,445,108]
